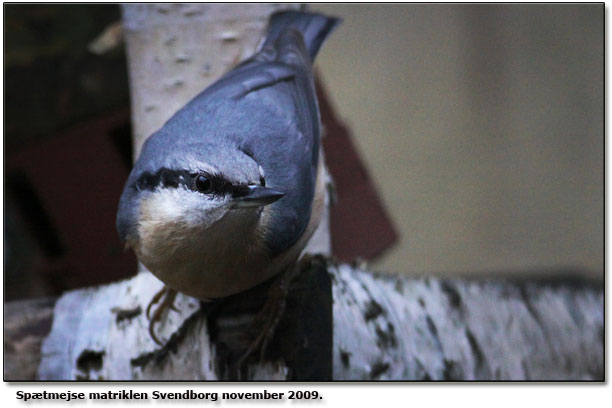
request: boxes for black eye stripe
[135,168,191,191]
[134,168,247,197]
[232,184,251,198]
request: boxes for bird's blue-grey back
[117,10,340,255]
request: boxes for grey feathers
[230,64,295,100]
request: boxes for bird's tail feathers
[261,10,341,61]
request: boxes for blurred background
[3,4,603,302]
[313,4,603,280]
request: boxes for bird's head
[117,142,284,254]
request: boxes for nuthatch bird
[117,11,340,345]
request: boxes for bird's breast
[134,205,282,299]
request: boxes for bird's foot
[146,286,178,345]
[237,264,300,367]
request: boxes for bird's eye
[194,174,213,193]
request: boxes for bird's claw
[146,286,178,345]
[237,271,291,368]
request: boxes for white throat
[134,188,272,298]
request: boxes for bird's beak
[232,185,285,208]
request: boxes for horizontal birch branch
[4,257,602,381]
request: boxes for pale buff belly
[134,208,277,299]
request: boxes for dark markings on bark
[369,361,390,379]
[562,291,584,327]
[519,286,543,327]
[519,285,553,349]
[426,315,443,354]
[364,300,385,321]
[418,297,426,308]
[339,349,351,369]
[440,281,463,310]
[374,322,397,349]
[414,358,431,380]
[426,315,438,336]
[442,358,462,380]
[359,282,373,298]
[76,350,105,379]
[386,322,398,348]
[359,280,386,324]
[111,306,142,323]
[465,329,488,378]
